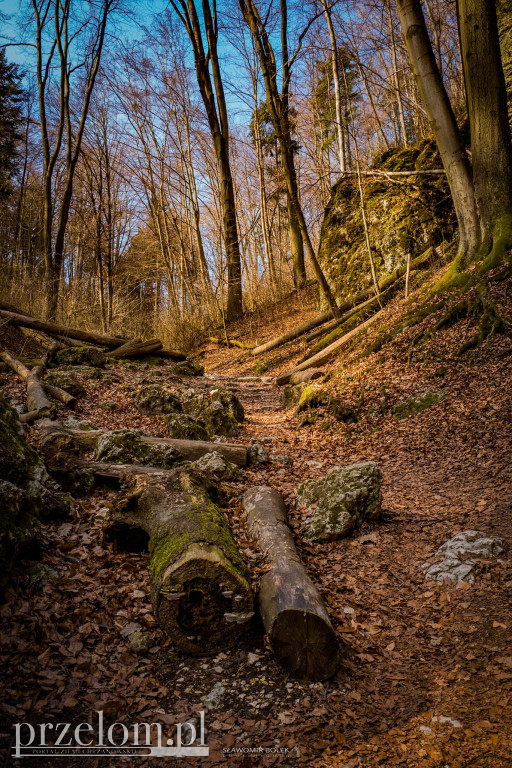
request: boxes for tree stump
[104,469,253,655]
[243,486,339,681]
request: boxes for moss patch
[392,389,446,419]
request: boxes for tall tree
[31,0,117,319]
[0,50,25,200]
[239,0,339,314]
[169,0,243,321]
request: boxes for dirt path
[2,309,512,767]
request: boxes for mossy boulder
[135,385,183,416]
[210,388,245,422]
[202,401,239,438]
[297,386,358,423]
[318,139,455,300]
[171,359,204,377]
[281,383,307,407]
[189,451,242,481]
[44,371,87,398]
[392,389,446,419]
[53,346,106,368]
[0,396,53,585]
[164,414,209,441]
[181,390,210,419]
[297,461,382,542]
[95,429,182,468]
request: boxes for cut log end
[155,542,253,656]
[269,608,339,682]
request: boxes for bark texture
[243,486,338,681]
[104,469,253,655]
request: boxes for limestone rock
[423,530,504,585]
[281,383,307,407]
[95,429,182,468]
[297,461,383,542]
[203,682,225,711]
[171,359,204,377]
[189,451,242,481]
[297,385,358,423]
[202,401,239,438]
[164,413,209,441]
[44,371,87,398]
[53,346,106,368]
[181,391,209,419]
[210,388,245,422]
[0,396,57,585]
[248,443,269,464]
[135,385,182,416]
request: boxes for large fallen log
[251,247,439,358]
[243,486,338,681]
[104,469,254,655]
[106,338,163,359]
[276,308,385,385]
[0,349,55,417]
[38,421,249,466]
[0,309,129,348]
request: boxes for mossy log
[207,336,256,350]
[104,469,253,655]
[276,309,385,386]
[0,309,130,348]
[38,421,249,467]
[243,486,338,681]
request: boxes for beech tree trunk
[243,486,338,680]
[104,470,253,655]
[396,0,480,264]
[457,0,512,248]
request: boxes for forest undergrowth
[1,261,511,768]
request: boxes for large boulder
[53,346,106,368]
[202,401,239,438]
[181,390,210,419]
[164,414,209,441]
[297,461,382,542]
[135,385,182,416]
[171,359,204,377]
[297,385,358,424]
[95,429,182,468]
[0,396,67,586]
[44,371,87,398]
[210,388,245,422]
[189,451,242,481]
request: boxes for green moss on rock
[392,389,446,419]
[53,346,106,368]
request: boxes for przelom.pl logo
[12,710,208,758]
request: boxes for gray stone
[203,682,225,711]
[210,388,244,422]
[189,451,242,481]
[202,401,239,438]
[274,454,294,466]
[53,346,106,368]
[135,385,182,416]
[248,443,269,464]
[181,391,209,419]
[44,372,87,398]
[297,461,383,542]
[164,413,209,441]
[27,563,58,594]
[128,631,156,653]
[281,383,307,407]
[95,429,182,468]
[171,359,204,377]
[423,530,504,585]
[63,417,97,431]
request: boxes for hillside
[1,257,511,767]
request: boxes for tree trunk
[457,0,512,250]
[104,469,253,655]
[397,0,481,265]
[106,338,164,360]
[0,350,54,417]
[243,486,338,680]
[0,309,129,347]
[497,0,512,130]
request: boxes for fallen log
[276,308,385,386]
[104,469,254,655]
[0,349,54,417]
[1,352,77,409]
[243,486,338,680]
[0,309,130,348]
[106,338,163,359]
[207,336,256,350]
[38,421,249,466]
[251,247,439,358]
[154,349,188,361]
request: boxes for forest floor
[1,265,512,768]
